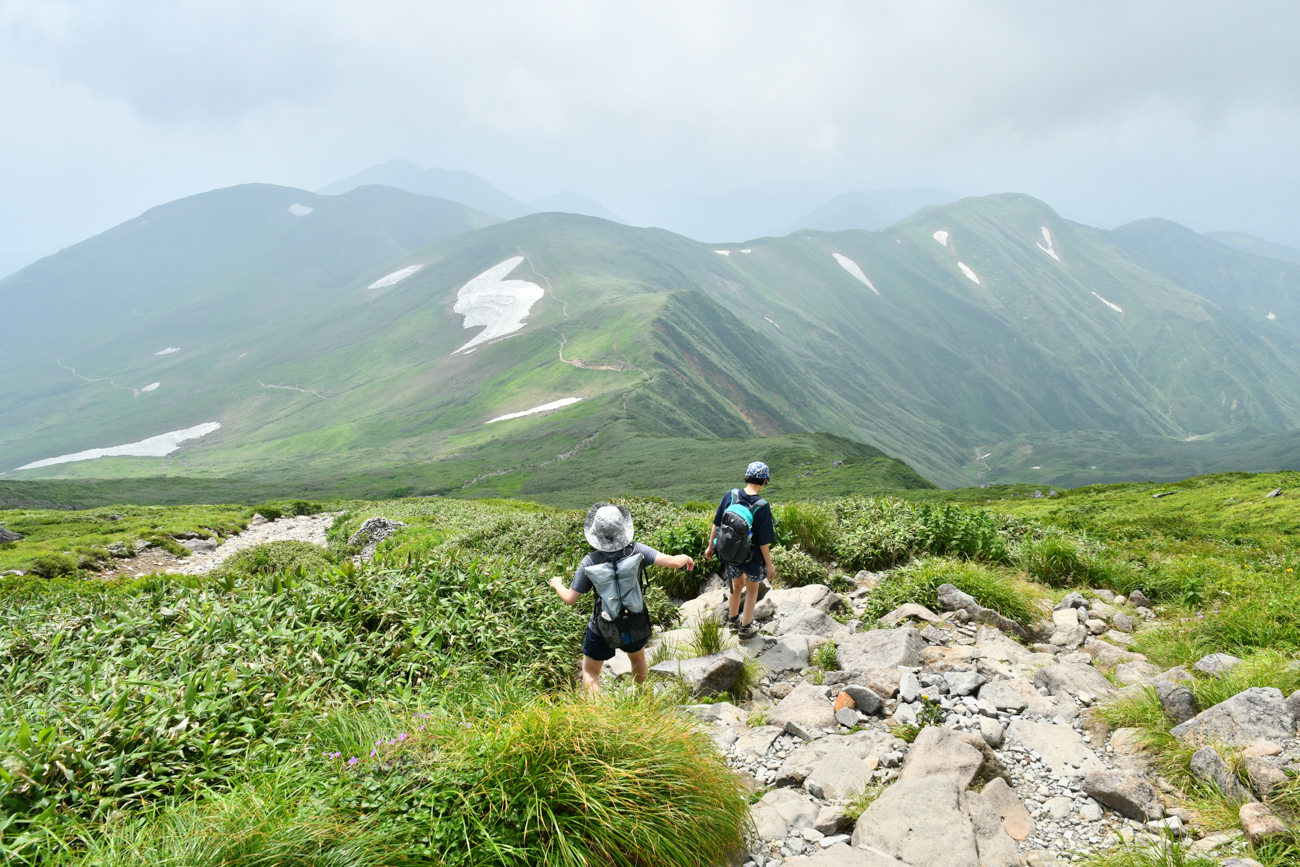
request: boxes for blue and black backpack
[715,489,767,565]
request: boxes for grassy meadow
[1,472,1298,864]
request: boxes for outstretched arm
[657,554,696,571]
[549,576,582,605]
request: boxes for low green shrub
[811,641,839,671]
[209,540,331,584]
[26,553,77,579]
[688,615,732,657]
[1015,535,1098,587]
[772,544,826,588]
[858,558,1045,629]
[774,501,836,560]
[832,498,1028,570]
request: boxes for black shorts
[582,624,650,661]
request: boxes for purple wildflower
[348,757,359,766]
[398,733,408,742]
[369,750,377,757]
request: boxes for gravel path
[169,513,337,575]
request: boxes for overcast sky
[2,0,1299,276]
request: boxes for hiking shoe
[737,622,759,640]
[725,615,741,632]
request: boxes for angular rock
[755,635,811,672]
[751,787,820,841]
[979,717,1005,748]
[979,678,1056,714]
[980,777,1034,841]
[944,671,987,697]
[842,684,884,715]
[814,805,850,835]
[765,584,846,617]
[965,790,1021,867]
[1288,689,1300,725]
[899,726,984,789]
[880,602,943,626]
[1155,681,1197,725]
[1127,589,1152,608]
[1193,653,1244,677]
[1085,618,1108,635]
[835,707,858,727]
[974,627,1047,665]
[1048,623,1087,648]
[777,607,841,638]
[649,649,744,697]
[734,725,782,758]
[956,731,1011,785]
[1242,741,1283,757]
[1111,613,1136,633]
[806,745,877,799]
[1112,661,1160,685]
[1240,802,1287,846]
[1241,755,1288,798]
[768,682,836,732]
[837,627,925,670]
[851,775,980,867]
[1109,727,1144,755]
[1081,768,1164,820]
[1190,746,1255,802]
[0,526,24,543]
[1034,662,1117,701]
[348,516,407,561]
[898,672,922,703]
[1007,719,1102,776]
[1054,592,1088,611]
[774,744,820,787]
[1052,608,1082,627]
[1170,687,1296,746]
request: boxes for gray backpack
[584,550,652,648]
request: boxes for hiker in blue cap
[704,461,776,639]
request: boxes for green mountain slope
[5,190,1300,493]
[1204,230,1300,266]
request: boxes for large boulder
[763,584,846,617]
[979,678,1057,714]
[0,526,23,544]
[1155,680,1197,725]
[768,682,836,732]
[842,684,885,715]
[979,777,1035,841]
[733,726,783,759]
[1034,663,1117,701]
[935,584,1027,639]
[964,790,1022,867]
[1081,768,1164,820]
[753,635,812,672]
[851,776,980,867]
[974,626,1047,665]
[1006,720,1102,776]
[347,516,407,562]
[1171,687,1296,746]
[777,607,842,638]
[899,726,984,789]
[649,649,745,697]
[837,627,925,670]
[1193,653,1243,677]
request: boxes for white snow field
[1092,291,1123,313]
[140,382,160,392]
[288,203,314,216]
[16,422,221,470]
[367,264,424,290]
[957,262,981,284]
[155,347,180,355]
[486,397,582,424]
[1036,226,1061,262]
[764,317,782,330]
[714,250,731,256]
[452,257,545,354]
[832,253,880,295]
[1268,312,1277,320]
[933,230,949,247]
[740,249,752,253]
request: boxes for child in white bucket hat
[550,503,695,691]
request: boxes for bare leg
[741,578,759,625]
[627,648,649,685]
[729,574,745,619]
[581,655,604,692]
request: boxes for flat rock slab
[980,777,1034,840]
[755,635,811,672]
[899,726,984,789]
[804,843,909,866]
[778,607,841,638]
[769,682,836,732]
[734,725,783,758]
[649,648,745,696]
[1007,719,1102,776]
[837,627,925,670]
[975,627,1047,665]
[1034,662,1117,701]
[853,775,980,867]
[1172,687,1297,746]
[751,786,820,841]
[806,744,878,800]
[965,789,1022,867]
[765,584,843,617]
[979,677,1058,714]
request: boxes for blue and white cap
[745,461,770,480]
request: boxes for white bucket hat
[584,503,634,552]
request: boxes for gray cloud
[2,0,1299,274]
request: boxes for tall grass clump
[858,558,1045,629]
[1014,534,1102,587]
[771,544,827,588]
[688,615,733,657]
[774,501,836,560]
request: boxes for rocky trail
[623,576,1299,867]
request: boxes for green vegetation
[859,558,1047,630]
[210,540,331,584]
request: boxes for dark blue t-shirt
[712,489,775,573]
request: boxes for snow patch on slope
[714,250,731,256]
[486,398,582,424]
[140,382,160,392]
[368,264,425,289]
[452,257,545,354]
[933,230,949,247]
[957,262,981,284]
[1092,291,1123,313]
[1268,312,1277,320]
[17,423,221,470]
[832,253,880,295]
[288,203,314,216]
[1036,226,1061,261]
[155,347,180,355]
